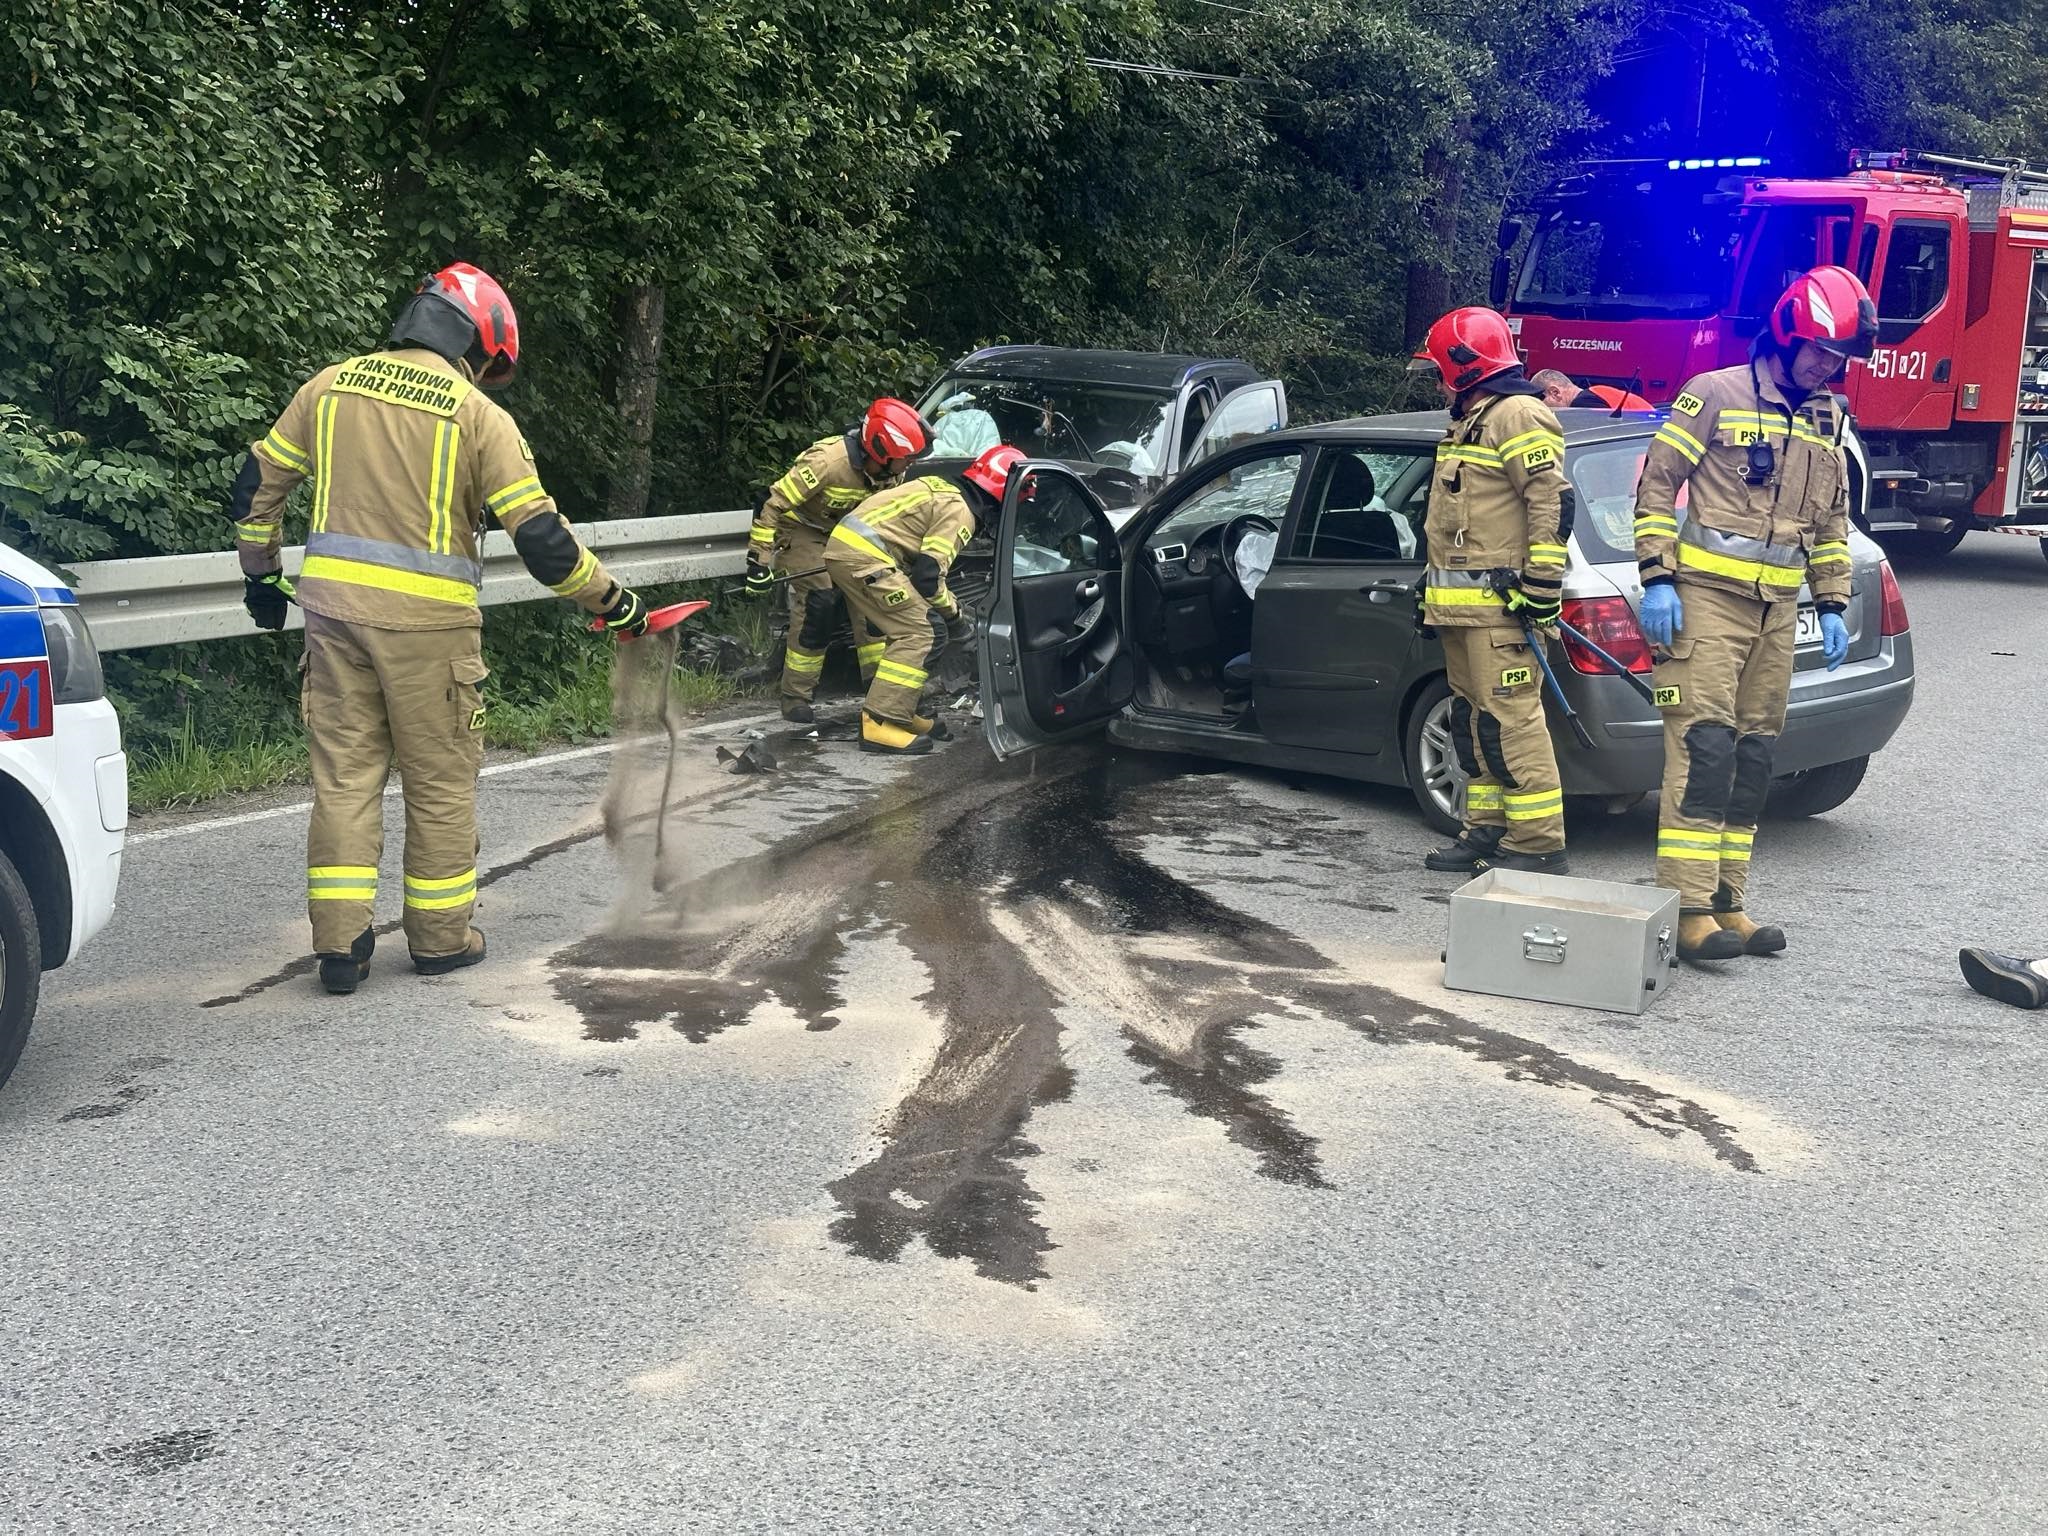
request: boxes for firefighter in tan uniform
[745,399,931,723]
[231,263,648,995]
[1413,307,1573,875]
[1633,265,1870,962]
[825,444,1023,755]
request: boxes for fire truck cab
[1500,151,2048,553]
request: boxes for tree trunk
[607,281,666,520]
[1404,116,1475,351]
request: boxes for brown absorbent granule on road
[601,629,700,897]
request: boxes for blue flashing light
[1666,156,1771,171]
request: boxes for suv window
[1568,436,1688,561]
[1287,447,1430,561]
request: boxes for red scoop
[591,600,710,639]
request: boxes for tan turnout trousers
[828,552,943,727]
[1651,583,1795,911]
[1440,625,1565,854]
[776,522,883,698]
[303,612,485,958]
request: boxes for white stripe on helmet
[1805,279,1837,335]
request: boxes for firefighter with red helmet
[229,262,648,994]
[747,399,931,723]
[1633,264,1871,962]
[825,444,1022,755]
[1414,307,1574,874]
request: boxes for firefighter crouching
[1414,307,1573,875]
[826,444,1024,756]
[746,399,933,723]
[1633,265,1869,962]
[231,263,649,995]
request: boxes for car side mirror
[1496,218,1522,253]
[1489,255,1512,309]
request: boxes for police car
[0,542,126,1092]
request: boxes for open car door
[1183,380,1288,473]
[977,460,1135,760]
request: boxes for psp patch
[1673,391,1705,417]
[1499,666,1534,689]
[884,587,909,606]
[469,706,487,731]
[1521,445,1558,470]
[1654,685,1682,708]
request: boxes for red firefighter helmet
[962,443,1026,502]
[1414,306,1522,393]
[1770,265,1877,360]
[861,397,931,469]
[405,262,520,386]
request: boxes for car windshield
[1568,435,1688,562]
[1515,192,1741,319]
[920,375,1176,479]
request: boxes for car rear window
[1568,435,1688,563]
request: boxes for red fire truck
[1497,150,2048,557]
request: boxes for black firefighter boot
[318,927,376,996]
[1424,824,1505,872]
[414,929,487,977]
[781,697,816,725]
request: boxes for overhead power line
[1082,56,1244,84]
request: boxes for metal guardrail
[68,511,752,651]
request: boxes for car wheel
[0,847,43,1093]
[1403,677,1464,837]
[1766,755,1869,819]
[1878,525,1967,560]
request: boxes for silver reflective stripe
[1425,567,1497,588]
[306,530,484,585]
[837,515,889,549]
[306,876,376,891]
[1680,522,1805,569]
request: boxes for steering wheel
[1219,513,1280,595]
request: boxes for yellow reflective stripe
[1497,429,1564,458]
[1654,424,1706,464]
[1634,517,1681,537]
[484,476,544,516]
[873,659,927,687]
[920,536,955,556]
[1504,790,1564,820]
[262,428,311,472]
[830,522,893,563]
[301,554,477,606]
[1465,785,1504,810]
[234,520,278,541]
[1657,847,1722,861]
[856,642,886,663]
[1526,543,1569,567]
[405,869,476,891]
[772,472,806,504]
[823,486,868,507]
[1657,830,1721,848]
[308,888,377,900]
[784,648,826,673]
[309,865,378,879]
[1435,445,1505,465]
[1677,543,1807,588]
[428,419,459,555]
[551,548,599,597]
[1808,552,1851,566]
[405,889,476,910]
[1425,586,1507,606]
[749,526,776,544]
[311,395,338,532]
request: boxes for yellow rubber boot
[1715,907,1787,956]
[1677,912,1744,963]
[859,712,933,756]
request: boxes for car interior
[1126,443,1435,722]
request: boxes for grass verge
[126,581,776,813]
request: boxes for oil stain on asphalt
[552,741,1766,1288]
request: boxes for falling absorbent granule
[602,627,694,895]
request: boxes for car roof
[942,346,1253,390]
[1267,407,1660,447]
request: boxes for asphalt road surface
[5,538,2047,1534]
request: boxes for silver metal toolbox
[1443,868,1680,1015]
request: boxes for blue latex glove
[1819,610,1849,671]
[1639,582,1682,650]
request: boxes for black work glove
[1504,583,1562,629]
[909,553,943,601]
[945,609,975,649]
[243,571,294,631]
[599,584,650,639]
[743,555,774,598]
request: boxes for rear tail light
[1878,560,1909,636]
[1558,595,1654,676]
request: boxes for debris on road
[716,741,777,774]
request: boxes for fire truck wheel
[1877,525,1967,560]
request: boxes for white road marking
[126,713,782,846]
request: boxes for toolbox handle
[1522,925,1569,965]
